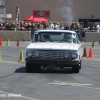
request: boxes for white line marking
[82,86,100,91]
[1,85,35,89]
[49,82,100,91]
[49,82,92,86]
[2,61,24,65]
[0,90,39,100]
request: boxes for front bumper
[25,58,80,66]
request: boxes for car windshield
[34,32,76,43]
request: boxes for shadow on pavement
[15,67,26,73]
[15,67,72,74]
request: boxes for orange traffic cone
[83,47,87,57]
[0,38,3,46]
[87,48,94,59]
[17,40,20,46]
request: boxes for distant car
[25,30,83,73]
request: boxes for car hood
[27,42,81,50]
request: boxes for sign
[33,10,38,17]
[44,10,50,17]
[33,10,50,18]
[0,14,12,18]
[0,0,6,14]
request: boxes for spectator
[10,22,16,31]
[54,23,59,30]
[48,21,54,30]
[59,24,64,30]
[96,22,100,33]
[20,22,25,30]
[37,23,40,29]
[6,23,10,30]
[26,22,31,30]
[31,23,37,39]
[39,23,43,30]
[43,23,47,30]
[0,22,3,30]
[64,23,69,30]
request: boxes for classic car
[25,30,83,73]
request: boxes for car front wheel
[72,63,81,73]
[26,63,41,73]
[26,63,33,73]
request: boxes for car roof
[37,30,76,34]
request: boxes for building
[4,0,100,23]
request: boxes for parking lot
[0,41,100,100]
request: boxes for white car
[25,30,83,73]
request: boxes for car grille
[35,50,69,59]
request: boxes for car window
[34,32,74,43]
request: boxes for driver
[62,34,72,43]
[43,34,51,41]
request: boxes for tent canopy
[24,16,49,22]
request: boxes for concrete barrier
[0,31,31,41]
[85,32,100,42]
[0,31,100,42]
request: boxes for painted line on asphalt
[49,82,92,86]
[0,90,39,100]
[49,82,100,91]
[1,85,35,89]
[2,61,24,65]
[82,86,100,91]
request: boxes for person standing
[48,21,54,30]
[96,22,100,33]
[31,23,37,39]
[64,23,69,30]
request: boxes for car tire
[72,63,80,73]
[79,61,81,70]
[33,65,41,73]
[26,63,33,73]
[26,63,41,73]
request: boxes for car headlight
[34,52,39,57]
[72,53,78,59]
[27,51,32,57]
[64,52,69,58]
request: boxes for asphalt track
[0,41,100,100]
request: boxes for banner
[0,0,6,14]
[33,10,50,18]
